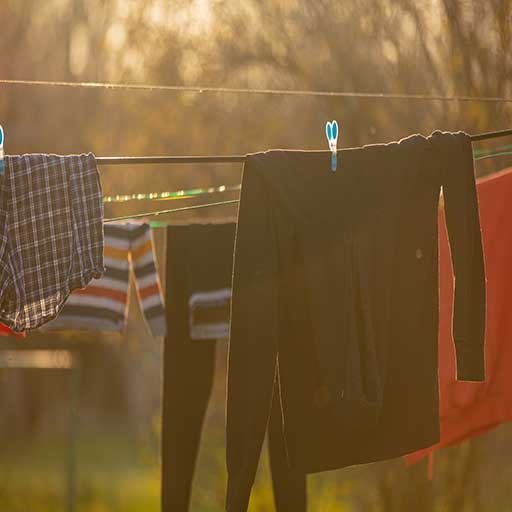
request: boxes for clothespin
[325,120,338,172]
[0,125,4,177]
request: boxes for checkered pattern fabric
[0,153,104,332]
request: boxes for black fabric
[162,223,306,511]
[268,379,307,512]
[226,131,486,511]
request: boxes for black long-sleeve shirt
[226,131,486,511]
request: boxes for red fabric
[407,167,512,467]
[0,322,26,339]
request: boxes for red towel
[407,167,512,468]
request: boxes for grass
[3,418,511,511]
[0,427,354,511]
[0,431,160,512]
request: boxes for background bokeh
[0,1,511,510]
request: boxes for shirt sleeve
[437,131,486,382]
[131,224,167,337]
[226,154,279,511]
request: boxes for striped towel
[44,223,166,337]
[189,288,231,340]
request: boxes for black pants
[161,223,306,511]
[161,338,307,511]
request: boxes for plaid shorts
[0,153,105,332]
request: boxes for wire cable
[104,199,240,223]
[104,144,512,221]
[103,183,240,203]
[2,78,512,103]
[473,144,512,155]
[474,151,512,161]
[102,145,511,204]
[93,130,512,167]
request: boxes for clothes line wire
[3,78,512,104]
[104,146,512,221]
[2,80,509,216]
[5,132,510,169]
[93,129,512,166]
[473,144,512,155]
[104,151,509,205]
[97,155,246,165]
[103,184,241,204]
[471,128,512,142]
[104,199,240,223]
[102,146,511,204]
[475,151,512,161]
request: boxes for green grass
[5,423,511,511]
[0,431,160,512]
[0,427,354,511]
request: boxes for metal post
[67,363,80,512]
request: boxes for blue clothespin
[0,125,4,177]
[325,120,338,172]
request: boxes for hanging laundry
[0,322,26,339]
[162,223,306,512]
[43,223,165,337]
[406,167,512,469]
[226,131,486,511]
[189,287,231,340]
[0,153,104,332]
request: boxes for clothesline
[102,147,511,204]
[93,129,512,166]
[105,154,511,223]
[3,78,512,103]
[106,162,512,223]
[2,78,509,220]
[103,184,241,204]
[104,147,512,222]
[474,144,512,155]
[475,151,512,161]
[95,129,512,167]
[104,199,240,223]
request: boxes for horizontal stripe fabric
[43,222,166,336]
